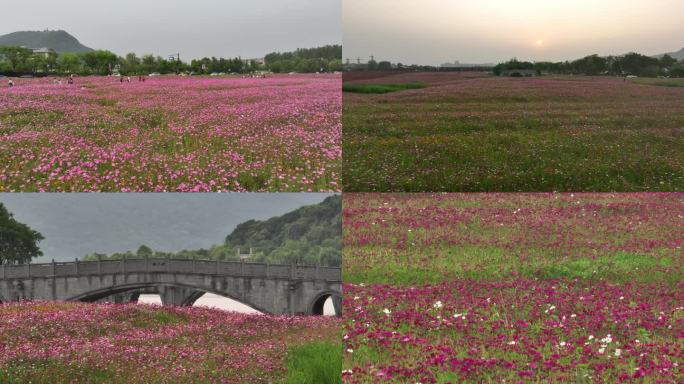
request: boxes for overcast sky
[1,0,341,59]
[1,193,333,263]
[344,0,684,65]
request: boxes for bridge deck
[0,258,341,282]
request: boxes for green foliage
[282,341,341,384]
[81,50,119,75]
[342,83,425,94]
[496,53,674,77]
[0,203,44,264]
[0,46,33,71]
[265,45,342,73]
[224,195,341,265]
[0,43,340,76]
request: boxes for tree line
[84,195,342,267]
[494,53,684,77]
[0,203,44,265]
[265,45,342,73]
[0,44,342,76]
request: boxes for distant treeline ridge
[0,44,342,76]
[83,195,341,267]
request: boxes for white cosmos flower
[507,341,516,345]
[559,341,566,347]
[433,301,443,309]
[598,347,606,354]
[614,349,622,357]
[600,334,612,344]
[383,308,391,315]
[346,349,353,353]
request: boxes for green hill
[0,30,93,53]
[224,194,341,265]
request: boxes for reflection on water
[137,293,336,315]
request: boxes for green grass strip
[342,83,426,94]
[282,341,341,384]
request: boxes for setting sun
[536,39,543,46]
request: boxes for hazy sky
[1,193,333,263]
[344,0,684,65]
[1,0,341,59]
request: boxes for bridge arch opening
[192,292,262,314]
[71,283,268,314]
[310,291,342,317]
[134,291,262,314]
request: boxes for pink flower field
[342,193,684,383]
[0,74,341,191]
[0,301,339,383]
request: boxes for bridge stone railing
[0,258,342,282]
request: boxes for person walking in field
[120,76,124,83]
[8,79,14,87]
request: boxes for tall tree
[0,203,44,265]
[0,46,33,71]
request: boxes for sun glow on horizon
[536,39,543,46]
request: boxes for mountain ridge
[0,30,93,53]
[653,47,684,60]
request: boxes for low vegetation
[283,341,342,384]
[343,72,684,192]
[0,302,340,384]
[342,193,684,383]
[342,83,425,94]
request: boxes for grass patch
[630,77,684,87]
[344,246,682,286]
[282,341,341,384]
[342,83,425,94]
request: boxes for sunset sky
[343,0,684,65]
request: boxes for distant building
[441,60,495,69]
[30,47,55,57]
[500,69,538,77]
[243,58,265,66]
[440,61,460,68]
[237,248,255,260]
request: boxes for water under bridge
[0,257,342,316]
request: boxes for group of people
[119,76,147,83]
[52,75,76,85]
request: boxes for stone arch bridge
[0,258,342,316]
